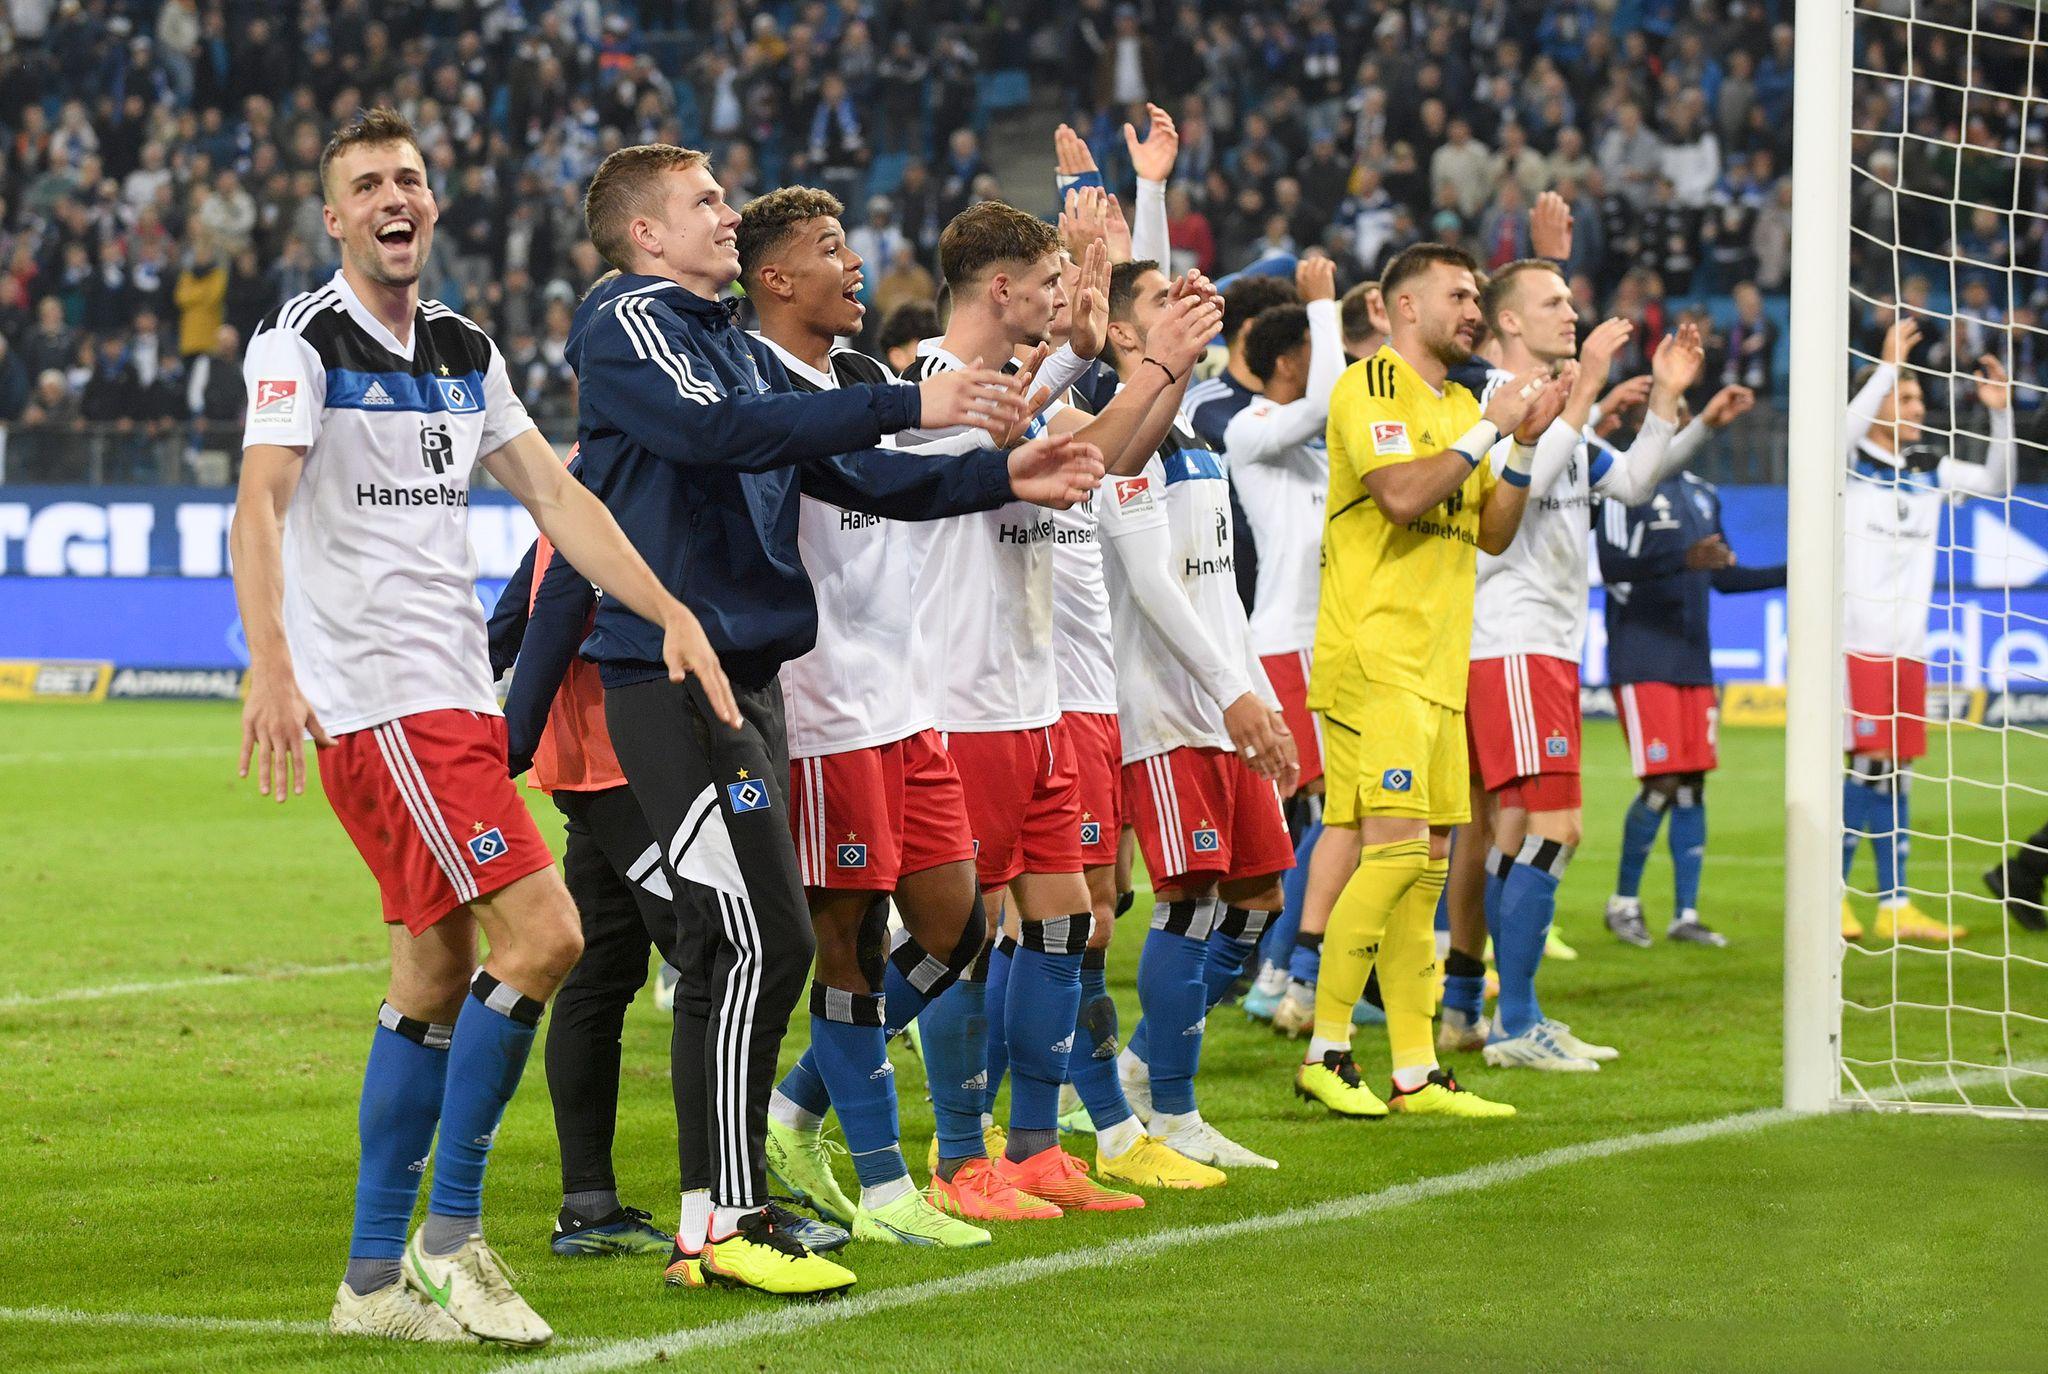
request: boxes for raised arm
[1847,318,1919,453]
[1940,355,2016,499]
[1584,323,1708,504]
[1124,103,1178,264]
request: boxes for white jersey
[1053,500,1119,713]
[1842,362,2015,659]
[1100,412,1275,761]
[240,270,535,736]
[1471,378,1691,663]
[1224,297,1344,657]
[764,339,944,757]
[902,343,1060,732]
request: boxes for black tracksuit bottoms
[603,675,815,1210]
[544,783,680,1199]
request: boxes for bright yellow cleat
[1875,902,1967,943]
[1096,1134,1227,1189]
[661,1249,704,1288]
[702,1212,855,1299]
[1545,927,1579,961]
[1293,1050,1388,1118]
[925,1122,1006,1176]
[853,1188,992,1248]
[1841,899,1865,942]
[765,1119,857,1227]
[1387,1068,1516,1118]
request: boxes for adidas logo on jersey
[362,380,395,406]
[962,1070,988,1092]
[869,1062,895,1080]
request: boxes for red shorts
[1615,682,1719,779]
[944,723,1085,888]
[1259,650,1324,786]
[1467,654,1583,810]
[1846,654,1928,760]
[788,729,977,890]
[1061,711,1124,866]
[318,709,556,935]
[1123,746,1296,890]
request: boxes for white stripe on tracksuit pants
[602,675,815,1212]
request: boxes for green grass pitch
[1,701,2043,1373]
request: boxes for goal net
[1787,0,2048,1116]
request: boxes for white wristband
[1451,420,1499,466]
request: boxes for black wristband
[1143,356,1179,384]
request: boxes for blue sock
[1263,817,1322,968]
[1200,906,1268,1009]
[773,1049,832,1122]
[982,935,1015,1117]
[1618,796,1664,900]
[1875,782,1910,905]
[1669,788,1707,916]
[1004,915,1089,1133]
[919,971,989,1161]
[1287,930,1322,986]
[1067,950,1133,1131]
[804,993,905,1189]
[1493,844,1565,1040]
[350,1006,451,1262]
[1483,849,1508,946]
[1434,881,1450,933]
[1137,899,1215,1117]
[427,971,541,1222]
[1842,776,1875,879]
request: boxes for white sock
[979,1110,995,1131]
[768,1088,823,1133]
[1433,928,1451,960]
[678,1189,710,1253]
[1116,1046,1147,1080]
[1096,1113,1145,1158]
[1149,1108,1199,1137]
[1676,907,1699,925]
[1391,1064,1435,1093]
[860,1175,915,1210]
[1306,1034,1349,1061]
[708,1204,761,1240]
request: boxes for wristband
[1450,420,1499,467]
[1500,441,1536,486]
[1143,357,1180,385]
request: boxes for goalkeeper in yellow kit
[1295,243,1572,1118]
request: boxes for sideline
[0,961,381,1009]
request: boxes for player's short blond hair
[937,201,1063,291]
[318,107,424,204]
[583,144,713,272]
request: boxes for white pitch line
[516,1105,1795,1374]
[0,1306,328,1338]
[0,961,382,1010]
[0,744,227,766]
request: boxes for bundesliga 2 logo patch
[1371,420,1411,455]
[1114,477,1154,513]
[1381,767,1414,793]
[466,825,507,865]
[836,841,868,869]
[252,378,297,422]
[727,778,771,813]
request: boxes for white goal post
[1787,0,2048,1117]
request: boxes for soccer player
[1457,261,1706,1071]
[1181,272,1301,449]
[1339,280,1387,361]
[232,109,731,1347]
[1094,256,1300,1169]
[1294,242,1568,1119]
[903,200,1224,1219]
[728,185,995,1249]
[567,145,1104,1291]
[1214,261,1344,1026]
[1596,389,1787,946]
[1836,318,2013,942]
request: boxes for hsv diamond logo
[1545,735,1570,758]
[1080,820,1102,847]
[1191,827,1220,853]
[1381,768,1414,793]
[436,377,480,412]
[1647,740,1671,762]
[727,779,771,813]
[1371,420,1411,455]
[465,826,507,865]
[836,841,869,869]
[1115,477,1154,513]
[252,378,297,422]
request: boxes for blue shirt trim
[1162,446,1225,484]
[325,368,487,414]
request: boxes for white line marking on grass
[0,1306,329,1337]
[0,961,382,1009]
[517,1106,1796,1374]
[0,745,227,766]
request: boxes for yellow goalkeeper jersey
[1309,343,1496,715]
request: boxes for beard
[1426,331,1473,368]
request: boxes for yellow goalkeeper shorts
[1319,681,1470,828]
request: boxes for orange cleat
[992,1145,1146,1212]
[927,1156,1063,1221]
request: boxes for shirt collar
[755,333,835,389]
[329,269,418,361]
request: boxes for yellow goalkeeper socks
[1313,839,1431,1046]
[1381,858,1449,1081]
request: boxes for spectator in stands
[1431,117,1492,220]
[1722,282,1777,395]
[1599,101,1664,208]
[187,323,243,428]
[173,236,226,358]
[0,332,28,422]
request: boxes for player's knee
[1641,776,1681,812]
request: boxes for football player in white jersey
[736,186,999,1250]
[233,109,730,1347]
[1453,255,1707,1072]
[1840,317,2013,942]
[900,201,1223,1219]
[1094,257,1300,1169]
